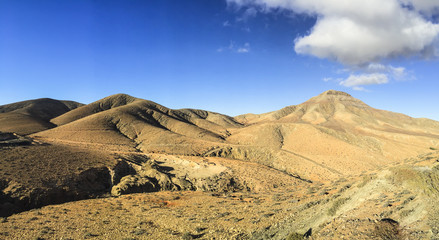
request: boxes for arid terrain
[1,90,439,239]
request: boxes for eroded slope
[34,94,242,156]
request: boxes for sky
[0,0,439,120]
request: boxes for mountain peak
[302,90,369,109]
[321,90,352,97]
[103,93,138,101]
[307,90,355,102]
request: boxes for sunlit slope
[35,94,242,155]
[230,90,439,177]
[30,90,439,180]
[0,98,83,135]
[51,94,140,126]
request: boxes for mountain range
[2,90,438,181]
[1,90,439,239]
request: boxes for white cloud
[227,0,439,65]
[217,42,250,53]
[217,41,234,52]
[237,7,258,22]
[389,66,407,80]
[328,63,411,90]
[340,73,389,88]
[223,20,231,27]
[237,48,250,53]
[237,42,251,53]
[352,86,366,91]
[366,63,387,72]
[365,63,405,76]
[365,63,412,81]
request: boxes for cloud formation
[227,0,439,89]
[330,63,411,90]
[227,0,439,65]
[223,20,231,27]
[237,7,258,22]
[237,42,251,53]
[365,63,409,81]
[340,73,388,91]
[217,42,251,53]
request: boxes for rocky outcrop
[111,175,158,196]
[0,132,34,146]
[1,153,249,216]
[111,159,247,196]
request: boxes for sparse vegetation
[390,165,439,196]
[84,232,99,238]
[286,232,303,240]
[338,184,352,193]
[357,174,375,188]
[400,209,414,217]
[181,232,194,240]
[373,220,405,240]
[328,197,350,216]
[307,186,317,194]
[429,211,439,238]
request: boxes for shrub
[327,197,350,216]
[181,232,194,240]
[286,232,303,240]
[373,219,406,240]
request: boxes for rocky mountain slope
[26,90,439,182]
[1,90,439,239]
[228,90,439,179]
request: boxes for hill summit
[304,89,368,107]
[0,98,83,134]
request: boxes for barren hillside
[228,90,439,180]
[1,90,439,239]
[0,98,83,135]
[35,93,242,155]
[26,91,439,182]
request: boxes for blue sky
[0,0,438,120]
